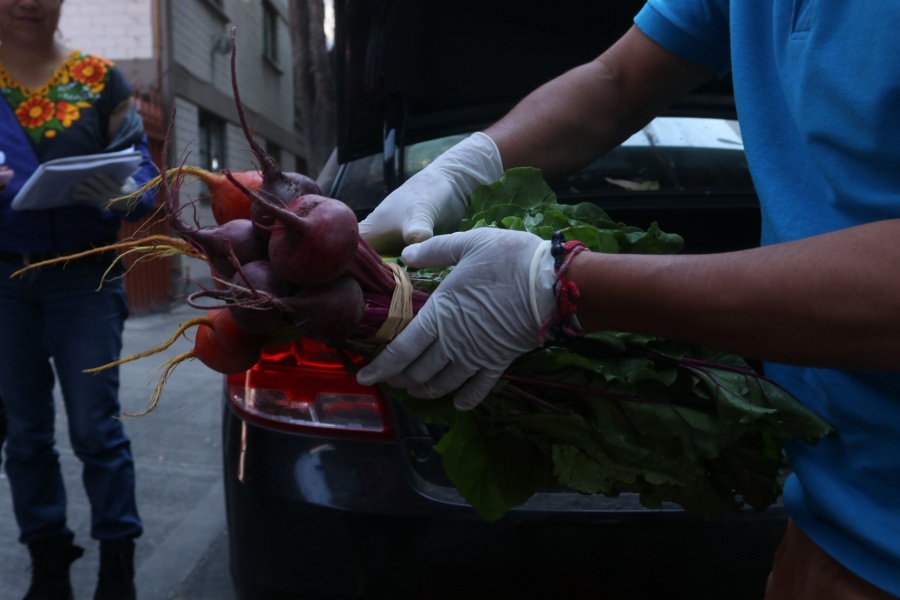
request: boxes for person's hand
[0,165,13,193]
[358,132,504,254]
[356,228,557,410]
[73,174,138,214]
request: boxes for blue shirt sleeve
[634,0,732,78]
[103,76,160,221]
[121,133,159,222]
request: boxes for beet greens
[378,168,834,522]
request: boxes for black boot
[94,539,136,600]
[23,537,85,600]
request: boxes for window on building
[263,2,279,64]
[198,110,226,174]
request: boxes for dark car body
[222,1,785,598]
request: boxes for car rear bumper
[223,402,787,599]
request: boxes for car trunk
[334,0,735,188]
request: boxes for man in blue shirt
[356,2,900,598]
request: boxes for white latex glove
[73,174,138,214]
[358,132,504,254]
[356,228,558,410]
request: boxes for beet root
[208,169,263,225]
[251,172,323,235]
[227,260,295,334]
[261,194,360,286]
[279,274,365,343]
[183,218,267,280]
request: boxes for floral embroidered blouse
[0,51,131,162]
[0,51,158,254]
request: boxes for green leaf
[561,226,620,253]
[624,222,685,254]
[554,444,630,495]
[501,216,526,231]
[462,203,528,230]
[751,377,834,441]
[468,167,555,214]
[566,202,616,227]
[435,411,551,521]
[537,209,571,230]
[688,367,778,425]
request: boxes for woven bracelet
[541,231,589,343]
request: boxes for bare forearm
[569,219,900,369]
[485,60,634,178]
[486,26,712,179]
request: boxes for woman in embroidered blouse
[0,1,158,598]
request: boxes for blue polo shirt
[636,1,900,595]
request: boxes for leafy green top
[461,165,683,254]
[396,167,833,522]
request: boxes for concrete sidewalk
[0,301,236,600]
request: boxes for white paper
[11,147,142,211]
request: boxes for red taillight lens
[226,339,395,440]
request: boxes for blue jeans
[0,258,142,543]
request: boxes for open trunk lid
[334,0,735,164]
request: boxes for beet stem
[229,28,280,182]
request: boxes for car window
[332,117,753,213]
[554,117,751,197]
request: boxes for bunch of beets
[157,30,426,377]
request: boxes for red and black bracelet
[541,231,589,343]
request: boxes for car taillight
[226,338,395,440]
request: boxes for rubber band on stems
[354,262,415,348]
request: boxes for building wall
[168,0,301,166]
[58,0,155,58]
[58,0,157,89]
[58,0,302,166]
[52,0,304,306]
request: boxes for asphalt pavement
[0,295,238,600]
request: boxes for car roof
[333,0,735,163]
